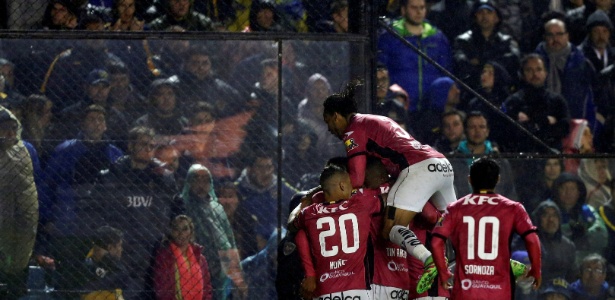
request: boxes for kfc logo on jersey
[345,138,358,151]
[315,201,350,214]
[461,195,500,205]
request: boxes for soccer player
[294,165,381,299]
[430,157,542,299]
[323,80,457,291]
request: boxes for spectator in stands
[98,126,176,299]
[453,0,520,91]
[240,228,283,299]
[215,181,249,258]
[77,226,127,299]
[282,120,320,188]
[530,200,578,282]
[19,94,54,163]
[578,158,613,209]
[177,45,243,118]
[597,199,615,267]
[54,69,116,139]
[580,10,615,153]
[153,215,213,300]
[465,61,511,146]
[154,143,183,186]
[432,110,465,153]
[550,173,608,263]
[42,41,122,114]
[148,26,191,78]
[539,278,573,300]
[39,0,79,30]
[313,0,348,33]
[0,107,38,300]
[518,158,565,214]
[378,0,452,124]
[147,0,215,31]
[0,58,26,105]
[502,54,570,152]
[536,18,596,129]
[415,76,460,144]
[243,0,283,32]
[424,0,472,42]
[234,148,297,258]
[43,104,122,240]
[135,76,188,136]
[451,111,518,199]
[171,164,246,300]
[243,58,295,147]
[110,0,144,31]
[570,253,613,300]
[373,64,410,129]
[297,73,345,160]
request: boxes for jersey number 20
[317,214,359,257]
[463,216,500,260]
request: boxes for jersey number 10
[317,214,360,257]
[463,216,500,260]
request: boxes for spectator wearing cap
[540,278,572,300]
[453,0,520,93]
[41,29,123,114]
[570,253,613,300]
[135,76,188,136]
[527,200,578,282]
[147,0,215,31]
[535,18,597,130]
[580,10,615,153]
[53,69,113,139]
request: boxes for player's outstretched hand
[439,270,453,290]
[300,276,317,299]
[527,267,542,290]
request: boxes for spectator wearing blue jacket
[43,104,123,239]
[234,148,297,259]
[377,0,452,124]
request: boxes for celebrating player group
[291,81,542,300]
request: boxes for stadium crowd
[0,0,615,299]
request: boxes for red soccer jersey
[295,189,381,295]
[343,114,443,186]
[433,193,537,299]
[370,185,411,289]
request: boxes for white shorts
[314,289,372,300]
[387,157,456,212]
[370,284,409,300]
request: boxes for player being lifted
[430,157,542,299]
[322,80,457,291]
